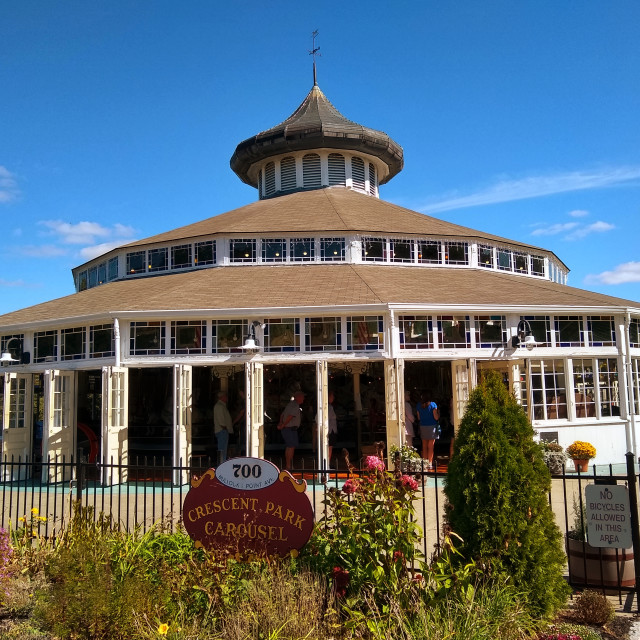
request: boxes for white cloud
[19,244,68,258]
[39,220,136,245]
[530,222,579,236]
[0,278,27,288]
[420,166,640,214]
[0,166,20,203]
[585,262,640,285]
[568,209,589,218]
[566,221,615,240]
[80,241,132,261]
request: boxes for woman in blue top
[416,392,440,469]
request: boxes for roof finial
[309,29,320,86]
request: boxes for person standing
[280,391,304,471]
[416,392,439,469]
[213,391,233,464]
[404,391,416,447]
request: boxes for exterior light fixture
[1,337,21,366]
[511,319,537,350]
[241,321,265,351]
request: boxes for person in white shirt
[404,391,416,447]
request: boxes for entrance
[404,361,455,463]
[76,370,101,463]
[128,368,173,462]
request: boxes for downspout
[625,311,637,456]
[113,318,121,367]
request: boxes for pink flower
[332,566,350,598]
[342,479,358,495]
[392,550,405,563]
[400,475,418,491]
[363,455,385,472]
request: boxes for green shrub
[444,371,570,618]
[573,589,615,626]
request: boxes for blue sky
[1,1,639,315]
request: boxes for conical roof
[230,85,403,187]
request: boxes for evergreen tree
[444,371,570,618]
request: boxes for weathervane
[309,29,321,86]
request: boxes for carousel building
[2,78,640,478]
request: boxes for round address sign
[215,457,279,491]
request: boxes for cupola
[230,84,403,200]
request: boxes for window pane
[476,316,506,347]
[264,318,300,352]
[513,253,528,273]
[556,316,582,347]
[445,242,468,265]
[108,257,118,281]
[34,331,57,363]
[171,321,206,354]
[348,316,383,350]
[127,251,146,275]
[497,248,511,271]
[320,238,345,261]
[215,320,245,353]
[478,245,493,268]
[230,239,256,263]
[390,240,412,262]
[362,238,385,261]
[589,316,615,346]
[195,241,215,266]
[573,359,596,418]
[262,239,287,262]
[130,322,165,355]
[437,316,469,348]
[61,327,86,360]
[306,317,340,351]
[521,316,551,347]
[598,358,619,417]
[531,255,545,276]
[291,238,314,261]
[417,241,440,264]
[90,325,114,358]
[400,316,432,349]
[172,245,192,269]
[148,248,168,272]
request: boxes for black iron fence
[1,454,639,604]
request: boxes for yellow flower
[31,507,39,516]
[38,516,47,522]
[18,516,26,523]
[158,623,169,635]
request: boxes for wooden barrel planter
[567,537,635,587]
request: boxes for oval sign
[216,457,279,491]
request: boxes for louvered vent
[328,153,346,186]
[264,162,276,196]
[258,169,264,199]
[303,153,321,188]
[368,163,377,196]
[280,156,297,191]
[352,157,365,191]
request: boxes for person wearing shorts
[416,393,439,469]
[280,391,304,470]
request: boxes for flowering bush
[362,455,386,472]
[304,454,423,606]
[566,441,596,460]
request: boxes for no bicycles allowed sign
[585,484,632,549]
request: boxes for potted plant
[390,444,424,473]
[540,441,567,474]
[565,441,596,472]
